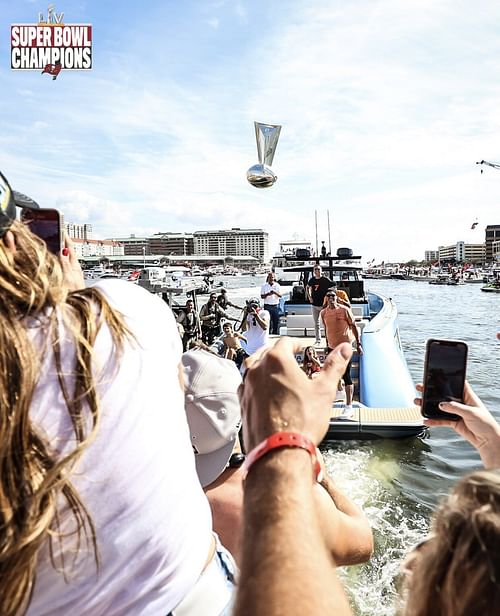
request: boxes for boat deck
[325,403,426,441]
[330,405,421,422]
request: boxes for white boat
[271,239,315,269]
[278,249,426,441]
[137,266,208,300]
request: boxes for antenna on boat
[314,210,319,256]
[327,210,332,255]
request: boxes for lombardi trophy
[246,122,281,188]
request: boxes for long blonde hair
[0,222,131,615]
[404,469,500,616]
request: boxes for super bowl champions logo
[11,4,92,80]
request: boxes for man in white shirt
[240,297,270,355]
[260,272,282,335]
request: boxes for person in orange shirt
[320,290,362,418]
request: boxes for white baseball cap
[182,349,242,487]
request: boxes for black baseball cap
[0,171,40,238]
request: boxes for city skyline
[2,1,500,262]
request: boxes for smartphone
[421,339,468,420]
[21,208,62,254]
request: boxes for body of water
[211,275,500,615]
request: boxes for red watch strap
[244,432,322,481]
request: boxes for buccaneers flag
[41,61,62,80]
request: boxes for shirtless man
[221,322,248,368]
[320,290,362,418]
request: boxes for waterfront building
[438,241,485,264]
[72,238,124,258]
[66,222,92,241]
[149,232,194,255]
[486,224,500,263]
[424,250,438,262]
[107,234,150,256]
[193,228,269,263]
[493,239,500,262]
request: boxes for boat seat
[291,285,306,302]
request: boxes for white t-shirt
[27,279,212,616]
[242,309,270,355]
[260,282,281,306]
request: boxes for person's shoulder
[90,278,162,312]
[90,279,179,344]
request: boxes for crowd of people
[1,168,499,615]
[175,284,274,366]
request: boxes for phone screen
[21,208,62,254]
[421,339,468,420]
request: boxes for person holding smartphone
[0,170,236,616]
[231,331,500,616]
[240,297,270,355]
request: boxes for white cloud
[3,0,500,261]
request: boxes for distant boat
[481,282,500,293]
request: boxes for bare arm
[415,381,500,469]
[204,466,244,566]
[346,308,362,353]
[235,449,352,616]
[312,357,322,369]
[253,310,268,331]
[314,473,373,565]
[235,339,355,616]
[306,283,313,302]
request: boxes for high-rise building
[438,242,485,263]
[149,232,194,255]
[193,228,269,262]
[66,222,93,240]
[485,224,500,262]
[492,239,500,262]
[107,234,149,256]
[424,250,439,262]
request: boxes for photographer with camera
[199,292,229,345]
[240,298,270,355]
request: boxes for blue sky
[2,0,500,262]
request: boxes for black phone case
[421,339,467,421]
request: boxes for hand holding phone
[21,208,62,254]
[420,339,468,421]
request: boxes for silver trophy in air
[246,121,281,188]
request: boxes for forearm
[234,449,351,616]
[350,325,360,345]
[314,475,373,565]
[255,314,267,330]
[478,424,500,469]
